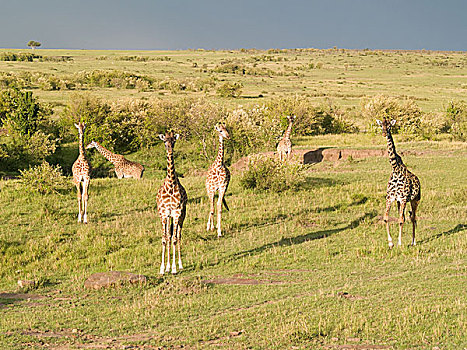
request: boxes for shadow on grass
[185,210,377,273]
[229,211,377,261]
[227,196,368,234]
[419,223,466,244]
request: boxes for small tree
[27,40,41,50]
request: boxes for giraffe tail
[222,197,230,211]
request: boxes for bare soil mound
[230,148,424,172]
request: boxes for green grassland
[0,49,466,349]
[1,48,467,113]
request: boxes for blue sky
[0,0,466,50]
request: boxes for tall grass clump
[240,155,307,192]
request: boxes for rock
[84,271,147,290]
[17,280,35,288]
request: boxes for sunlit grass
[1,135,466,349]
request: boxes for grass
[0,48,466,348]
[0,136,466,349]
[1,48,466,116]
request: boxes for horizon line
[0,46,466,53]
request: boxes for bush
[444,100,467,141]
[19,162,68,194]
[361,95,422,134]
[0,130,58,171]
[0,88,51,136]
[240,155,307,192]
[61,93,112,145]
[264,97,355,136]
[0,52,40,62]
[217,82,243,98]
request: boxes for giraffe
[86,141,144,179]
[156,131,187,274]
[377,118,421,248]
[71,122,91,224]
[206,123,231,237]
[277,115,296,162]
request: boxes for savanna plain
[0,48,466,349]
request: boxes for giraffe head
[159,131,179,152]
[376,118,396,137]
[85,141,98,150]
[214,123,230,140]
[74,122,86,135]
[286,115,296,123]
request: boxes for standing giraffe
[86,141,144,179]
[206,123,231,237]
[377,118,421,248]
[156,131,187,274]
[72,122,91,224]
[277,115,296,162]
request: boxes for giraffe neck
[165,147,177,185]
[78,132,86,158]
[214,135,225,166]
[385,130,404,170]
[283,120,293,140]
[94,142,116,162]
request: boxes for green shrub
[19,162,68,194]
[361,95,422,135]
[0,88,51,136]
[444,100,467,141]
[0,52,40,62]
[61,93,112,145]
[217,82,243,98]
[240,155,307,192]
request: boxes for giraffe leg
[82,179,89,224]
[176,222,183,270]
[165,220,172,273]
[410,200,419,246]
[398,201,406,247]
[384,198,393,248]
[159,217,168,274]
[207,191,215,231]
[76,183,82,223]
[216,188,226,237]
[171,234,177,274]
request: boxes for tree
[27,40,41,50]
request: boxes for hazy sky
[0,0,466,51]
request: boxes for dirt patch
[0,293,45,300]
[84,271,147,290]
[337,291,365,301]
[202,277,286,285]
[324,345,392,350]
[22,329,168,349]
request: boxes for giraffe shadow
[418,224,466,245]
[184,211,377,273]
[225,196,368,234]
[230,211,377,259]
